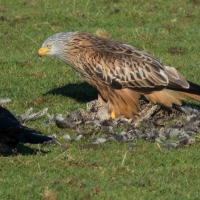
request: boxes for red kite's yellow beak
[38,47,50,57]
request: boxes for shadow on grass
[45,82,98,103]
[0,144,51,157]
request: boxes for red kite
[38,32,200,119]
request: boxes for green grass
[0,0,200,199]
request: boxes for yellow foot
[102,111,116,120]
[110,111,116,119]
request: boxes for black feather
[187,81,200,95]
[169,80,200,95]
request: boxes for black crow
[0,106,55,152]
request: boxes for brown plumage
[38,32,200,119]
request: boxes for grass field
[0,0,200,199]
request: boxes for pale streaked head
[38,32,74,57]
